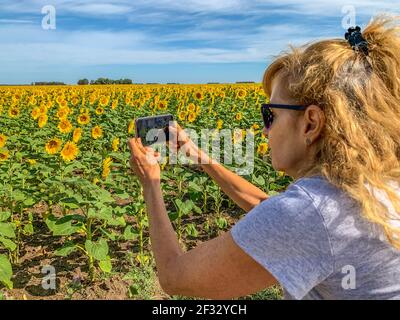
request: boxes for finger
[145,147,161,159]
[144,145,155,153]
[128,138,143,156]
[135,138,149,154]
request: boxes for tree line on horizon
[77,78,133,85]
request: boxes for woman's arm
[170,123,269,212]
[200,156,269,212]
[143,180,277,299]
[128,138,277,299]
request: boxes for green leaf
[99,256,112,273]
[168,211,179,221]
[0,223,16,239]
[85,239,109,261]
[0,211,11,222]
[88,208,125,226]
[23,197,36,207]
[88,207,112,221]
[185,223,199,237]
[57,214,86,224]
[113,189,130,200]
[11,190,26,202]
[23,223,34,236]
[107,215,126,227]
[60,197,81,209]
[96,189,114,203]
[45,215,82,236]
[193,204,202,215]
[0,237,17,251]
[123,226,139,241]
[252,175,265,186]
[0,254,13,289]
[268,190,280,196]
[188,181,202,192]
[100,228,117,241]
[54,242,77,257]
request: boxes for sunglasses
[261,103,307,130]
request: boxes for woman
[127,15,400,300]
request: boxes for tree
[77,78,89,85]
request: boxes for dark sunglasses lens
[261,106,273,130]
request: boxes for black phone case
[135,114,173,146]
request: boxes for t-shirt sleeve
[230,183,334,300]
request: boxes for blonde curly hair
[263,14,400,248]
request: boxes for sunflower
[45,138,62,155]
[29,97,37,105]
[128,120,135,134]
[31,107,40,120]
[8,107,20,118]
[95,106,104,115]
[57,107,70,119]
[61,141,79,162]
[38,114,48,128]
[257,142,268,155]
[89,95,97,105]
[77,113,91,125]
[194,91,203,100]
[188,112,197,123]
[99,96,110,107]
[250,123,260,135]
[27,159,37,166]
[158,100,168,111]
[39,104,48,115]
[91,126,103,139]
[71,97,79,106]
[58,119,73,134]
[73,128,82,143]
[235,112,243,121]
[216,119,223,130]
[0,134,7,148]
[58,100,68,108]
[187,103,196,113]
[56,95,64,105]
[102,157,112,179]
[0,149,9,162]
[111,100,118,110]
[237,89,247,99]
[195,105,201,115]
[112,137,120,152]
[178,111,186,121]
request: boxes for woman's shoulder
[284,175,345,204]
[280,175,360,221]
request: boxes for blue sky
[0,0,398,84]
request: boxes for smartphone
[135,114,173,146]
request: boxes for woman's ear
[302,105,325,143]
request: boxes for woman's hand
[168,121,210,164]
[127,138,161,187]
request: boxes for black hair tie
[345,26,369,56]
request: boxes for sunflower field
[0,84,291,299]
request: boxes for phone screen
[135,114,173,146]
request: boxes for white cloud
[0,19,33,24]
[68,4,132,15]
